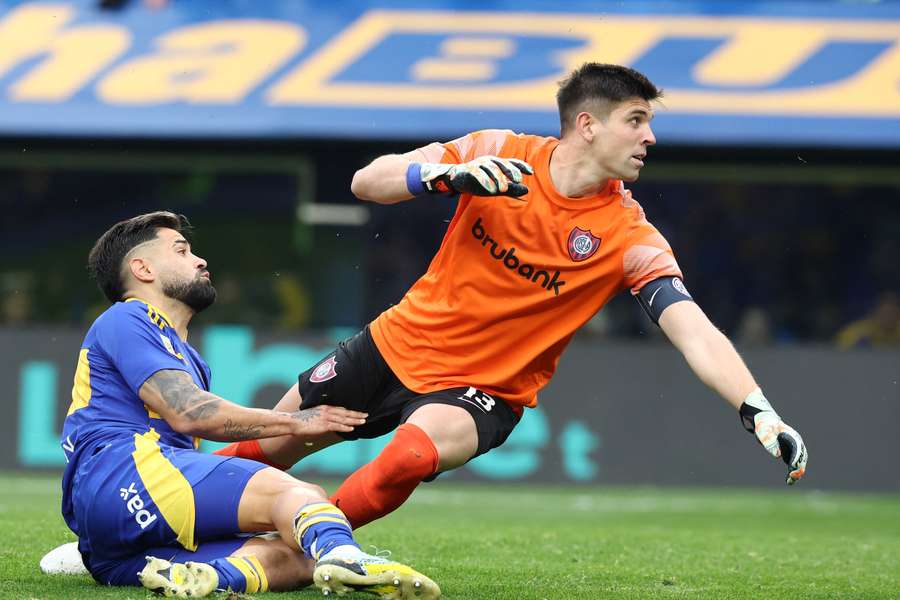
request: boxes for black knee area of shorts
[400,388,520,459]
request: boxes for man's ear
[128,257,155,284]
[574,111,596,143]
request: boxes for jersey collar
[124,297,175,329]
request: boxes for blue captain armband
[635,276,694,325]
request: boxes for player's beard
[162,274,217,313]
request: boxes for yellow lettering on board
[0,4,130,102]
[670,17,900,116]
[98,20,305,104]
[268,11,900,117]
[691,22,828,87]
[268,10,660,109]
[413,37,516,82]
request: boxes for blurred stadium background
[1,0,898,498]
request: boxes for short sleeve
[623,226,683,294]
[94,305,191,395]
[413,129,517,164]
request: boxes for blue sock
[206,556,268,593]
[292,501,359,560]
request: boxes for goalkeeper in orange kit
[215,63,807,533]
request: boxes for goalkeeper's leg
[219,404,471,534]
[329,420,444,529]
[219,388,519,531]
[330,397,516,529]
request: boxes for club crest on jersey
[567,227,602,262]
[309,356,338,383]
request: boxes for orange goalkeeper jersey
[369,129,682,411]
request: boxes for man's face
[589,98,656,182]
[142,228,216,313]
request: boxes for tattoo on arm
[182,397,221,421]
[291,407,322,422]
[145,370,221,421]
[223,419,265,440]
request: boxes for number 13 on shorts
[458,387,496,412]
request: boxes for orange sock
[330,423,439,529]
[213,439,289,470]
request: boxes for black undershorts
[297,326,520,459]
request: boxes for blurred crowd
[2,164,899,350]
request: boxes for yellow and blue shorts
[69,432,268,586]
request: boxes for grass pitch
[1,473,898,600]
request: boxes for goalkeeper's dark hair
[88,211,191,303]
[557,63,662,137]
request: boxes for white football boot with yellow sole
[313,548,440,599]
[138,556,219,598]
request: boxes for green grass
[1,473,899,600]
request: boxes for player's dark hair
[557,63,662,137]
[88,211,190,303]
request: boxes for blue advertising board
[5,326,899,490]
[0,0,898,146]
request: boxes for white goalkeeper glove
[739,389,809,485]
[407,156,533,199]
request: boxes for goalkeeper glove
[407,156,534,199]
[739,389,808,485]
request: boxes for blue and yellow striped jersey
[60,298,210,525]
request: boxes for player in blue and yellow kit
[60,211,440,599]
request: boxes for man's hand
[740,390,809,485]
[419,156,533,198]
[288,406,367,436]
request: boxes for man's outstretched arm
[351,149,532,204]
[351,152,423,204]
[658,301,756,408]
[139,369,366,442]
[658,300,809,484]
